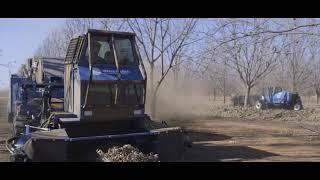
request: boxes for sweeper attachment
[6,29,191,162]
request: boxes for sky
[0,18,66,88]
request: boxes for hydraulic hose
[5,136,20,155]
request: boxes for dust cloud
[144,70,213,122]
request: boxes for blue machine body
[78,64,144,81]
[8,76,42,121]
[259,86,302,108]
[8,76,64,120]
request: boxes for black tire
[293,102,302,111]
[9,154,29,162]
[255,101,264,110]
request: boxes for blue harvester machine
[6,30,190,162]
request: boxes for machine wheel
[9,154,30,162]
[9,123,16,138]
[12,116,26,136]
[12,124,24,137]
[255,101,264,110]
[8,113,13,123]
[293,102,302,111]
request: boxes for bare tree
[285,37,313,92]
[202,59,231,104]
[63,18,98,40]
[127,18,198,118]
[35,28,66,57]
[35,18,100,58]
[204,19,284,107]
[213,61,229,104]
[309,35,320,104]
[99,18,127,31]
[207,18,320,52]
[281,19,315,93]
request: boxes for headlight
[84,111,93,116]
[134,109,144,115]
[261,96,264,100]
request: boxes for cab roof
[87,29,136,37]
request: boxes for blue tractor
[255,86,303,111]
[6,29,190,162]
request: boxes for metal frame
[29,127,182,142]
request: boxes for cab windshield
[88,35,138,65]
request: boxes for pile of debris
[96,144,159,162]
[210,105,320,122]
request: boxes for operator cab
[64,30,147,123]
[262,86,283,97]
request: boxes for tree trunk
[151,93,156,119]
[244,86,251,108]
[149,63,156,119]
[151,85,160,119]
[173,69,178,91]
[316,89,320,104]
[223,62,226,104]
[173,60,179,91]
[223,77,226,104]
[292,63,297,92]
[150,63,154,96]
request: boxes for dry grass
[279,128,299,137]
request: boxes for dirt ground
[0,96,10,162]
[176,118,320,161]
[2,92,320,162]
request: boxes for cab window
[114,38,138,65]
[90,36,115,65]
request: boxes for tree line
[33,18,320,117]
